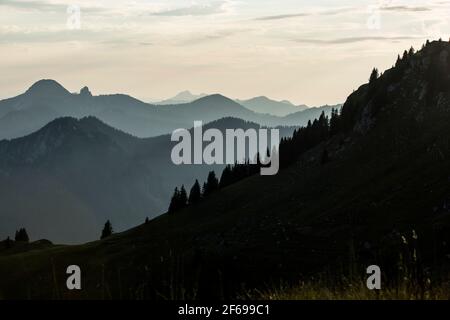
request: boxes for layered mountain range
[0,81,339,140]
[0,80,339,243]
[0,115,297,243]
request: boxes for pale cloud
[179,28,250,45]
[294,36,423,45]
[152,0,233,17]
[255,13,309,21]
[380,6,431,12]
[0,0,68,11]
[0,0,105,13]
[255,7,356,21]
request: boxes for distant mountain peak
[32,116,117,141]
[171,90,206,101]
[196,93,234,103]
[243,96,293,105]
[174,90,193,97]
[26,79,70,97]
[280,100,294,106]
[80,86,92,97]
[156,90,208,104]
[251,96,271,101]
[236,96,306,117]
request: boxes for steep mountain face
[0,116,296,243]
[0,83,332,140]
[0,42,447,299]
[237,96,308,117]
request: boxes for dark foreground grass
[245,281,450,300]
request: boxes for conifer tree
[329,108,340,136]
[219,165,233,189]
[188,180,202,204]
[100,220,113,239]
[203,171,219,196]
[395,54,402,67]
[318,111,329,139]
[369,68,379,84]
[168,187,180,214]
[15,228,29,242]
[402,50,408,61]
[179,185,188,208]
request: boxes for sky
[0,0,449,106]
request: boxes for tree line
[167,107,343,215]
[2,228,30,249]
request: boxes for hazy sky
[1,0,449,105]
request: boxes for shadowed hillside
[0,116,296,243]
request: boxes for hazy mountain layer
[236,96,309,117]
[0,116,295,243]
[0,81,335,140]
[155,90,207,105]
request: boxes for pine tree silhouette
[219,165,233,189]
[167,185,188,213]
[15,228,29,242]
[402,50,408,61]
[329,108,341,136]
[188,180,202,205]
[168,187,180,214]
[101,220,113,239]
[396,54,401,67]
[203,171,219,197]
[179,185,188,208]
[369,68,379,84]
